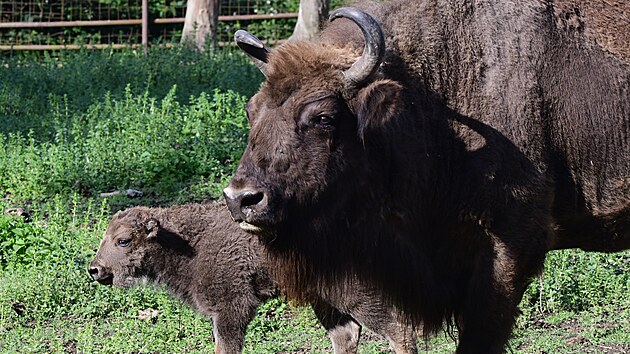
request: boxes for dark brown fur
[225,1,630,353]
[89,201,418,354]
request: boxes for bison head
[224,8,404,238]
[88,208,160,287]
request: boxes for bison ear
[145,218,160,239]
[354,79,403,140]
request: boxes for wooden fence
[0,0,298,50]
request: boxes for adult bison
[89,202,417,354]
[223,0,630,352]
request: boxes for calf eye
[117,239,131,247]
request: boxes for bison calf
[89,201,416,354]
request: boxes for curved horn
[330,7,385,87]
[234,30,270,77]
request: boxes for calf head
[224,8,403,238]
[89,208,160,287]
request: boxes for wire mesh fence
[217,0,299,45]
[0,0,298,50]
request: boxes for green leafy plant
[0,214,45,268]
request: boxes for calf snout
[223,185,267,223]
[88,264,113,285]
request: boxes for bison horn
[330,7,385,87]
[145,218,160,239]
[234,30,270,77]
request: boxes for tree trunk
[181,0,219,51]
[290,0,330,40]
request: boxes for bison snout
[223,186,267,222]
[88,265,113,285]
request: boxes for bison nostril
[241,191,264,209]
[224,186,267,222]
[88,267,99,277]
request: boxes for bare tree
[181,0,219,51]
[291,0,330,40]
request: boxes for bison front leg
[211,306,255,354]
[455,230,546,354]
[455,282,521,353]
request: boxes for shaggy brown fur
[224,0,629,353]
[89,201,418,354]
[554,0,630,62]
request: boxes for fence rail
[0,0,298,51]
[0,12,298,29]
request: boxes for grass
[0,47,628,353]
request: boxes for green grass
[0,47,628,353]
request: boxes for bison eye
[117,239,131,247]
[316,115,335,128]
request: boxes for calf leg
[343,296,418,354]
[328,321,363,354]
[311,297,362,354]
[212,305,257,354]
[373,319,417,354]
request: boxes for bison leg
[211,305,256,354]
[336,296,418,354]
[455,279,521,353]
[553,207,630,252]
[327,321,362,354]
[455,293,519,354]
[310,298,362,354]
[455,240,543,353]
[356,314,417,354]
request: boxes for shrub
[0,86,249,203]
[0,47,262,139]
[521,250,630,313]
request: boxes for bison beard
[225,1,630,353]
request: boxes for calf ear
[354,79,403,141]
[145,218,160,239]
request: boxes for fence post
[142,0,149,53]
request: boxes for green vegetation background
[0,48,628,353]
